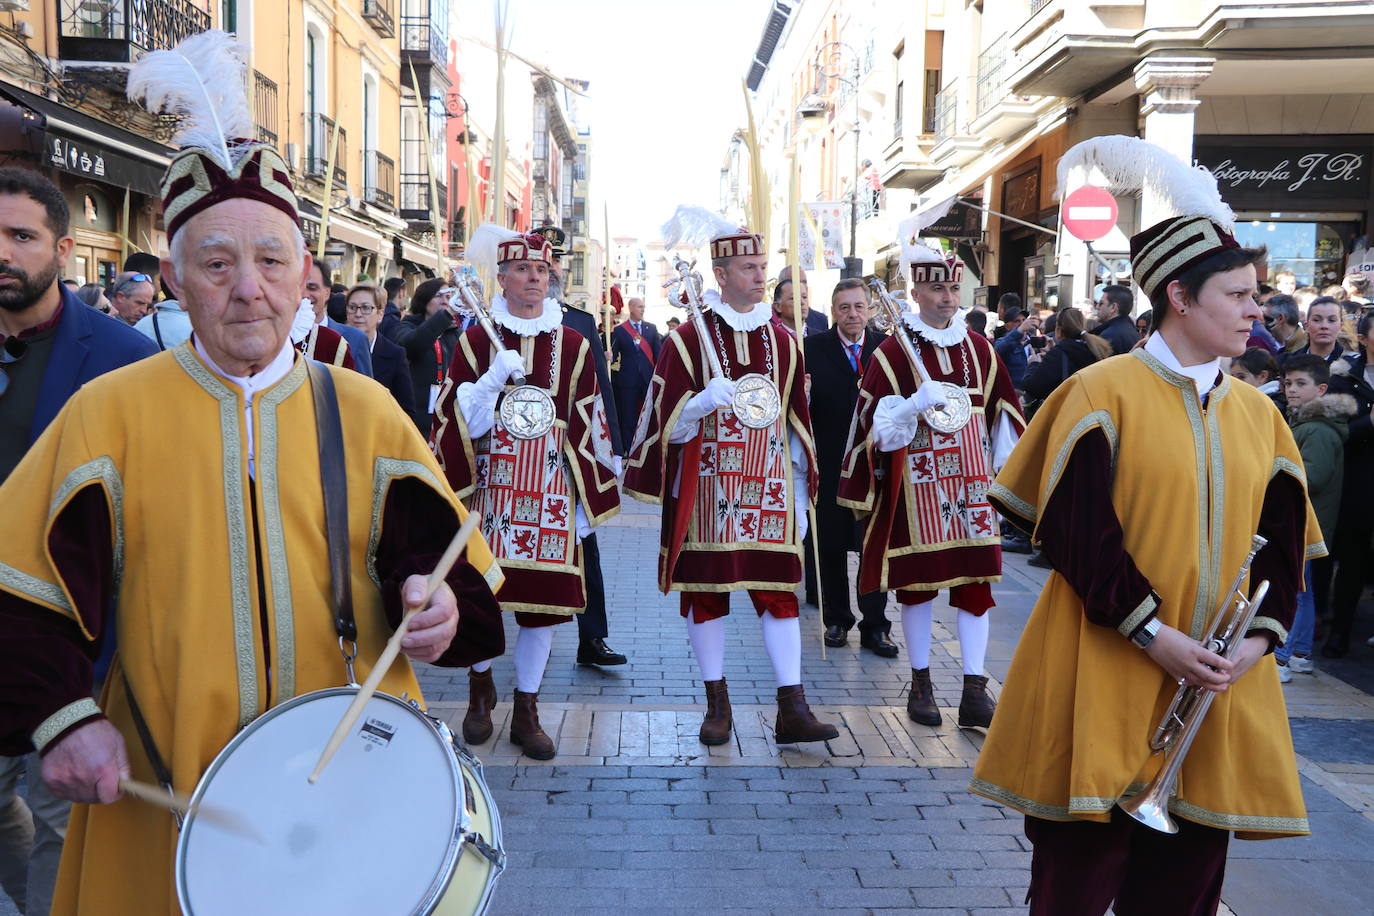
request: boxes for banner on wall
[799,201,846,270]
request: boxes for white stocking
[687,616,726,682]
[470,658,493,674]
[513,625,554,693]
[901,601,934,670]
[759,612,802,688]
[957,610,989,676]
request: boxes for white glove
[575,506,591,540]
[911,383,949,415]
[693,377,737,414]
[474,349,526,399]
[289,299,316,345]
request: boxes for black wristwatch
[1131,617,1162,649]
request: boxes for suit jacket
[327,317,373,378]
[367,332,415,418]
[379,301,404,342]
[805,309,829,337]
[610,319,661,392]
[33,286,159,444]
[560,302,624,456]
[805,327,883,501]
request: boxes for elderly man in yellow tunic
[970,136,1325,916]
[0,33,503,914]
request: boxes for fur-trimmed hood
[1288,392,1357,438]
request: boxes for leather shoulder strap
[307,360,355,641]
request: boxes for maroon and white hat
[710,231,765,261]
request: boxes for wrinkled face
[164,199,307,373]
[0,194,71,314]
[831,287,870,340]
[1306,303,1342,348]
[1263,302,1291,332]
[1283,370,1325,407]
[346,290,381,335]
[773,280,810,324]
[912,279,960,327]
[713,255,768,307]
[628,298,645,321]
[1169,264,1262,360]
[498,259,549,310]
[112,280,154,323]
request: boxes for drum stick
[119,778,260,840]
[309,511,482,784]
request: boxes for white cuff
[991,412,1020,473]
[873,394,918,451]
[456,381,498,440]
[32,698,102,753]
[668,413,701,445]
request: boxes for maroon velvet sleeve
[996,427,1159,634]
[374,477,504,667]
[0,485,113,755]
[1246,472,1306,650]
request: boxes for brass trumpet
[1118,533,1271,833]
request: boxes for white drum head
[178,690,462,916]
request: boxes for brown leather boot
[774,684,839,744]
[958,674,996,728]
[907,668,942,727]
[698,678,732,746]
[462,668,497,745]
[510,689,556,760]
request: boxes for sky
[453,0,774,243]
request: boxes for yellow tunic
[970,350,1324,839]
[0,343,500,913]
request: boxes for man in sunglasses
[0,168,154,914]
[108,271,156,326]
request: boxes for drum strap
[121,673,181,826]
[308,360,356,643]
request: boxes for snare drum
[176,688,505,915]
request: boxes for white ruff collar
[902,309,968,347]
[491,294,562,336]
[703,289,771,332]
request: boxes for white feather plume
[1055,135,1234,231]
[660,205,743,250]
[466,222,522,274]
[127,30,253,171]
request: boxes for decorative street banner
[799,201,846,270]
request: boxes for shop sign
[46,132,164,196]
[926,201,982,240]
[1196,146,1369,199]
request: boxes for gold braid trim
[32,698,102,753]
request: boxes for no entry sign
[1062,185,1119,242]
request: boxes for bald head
[627,297,645,321]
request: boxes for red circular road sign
[1062,185,1119,242]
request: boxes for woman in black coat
[1021,308,1113,405]
[392,278,462,432]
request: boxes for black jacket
[379,301,404,342]
[1021,338,1100,403]
[560,303,624,456]
[1096,313,1137,356]
[393,308,460,431]
[367,332,415,418]
[1329,351,1374,515]
[805,327,883,498]
[610,319,661,392]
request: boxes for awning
[327,213,384,254]
[398,237,441,271]
[0,84,171,197]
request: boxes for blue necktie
[847,343,862,372]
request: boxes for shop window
[1233,217,1358,289]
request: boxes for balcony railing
[58,0,211,63]
[400,16,447,69]
[400,174,447,222]
[364,150,395,210]
[304,113,346,184]
[934,82,960,142]
[253,71,278,149]
[1030,0,1053,14]
[976,36,1009,117]
[362,0,395,38]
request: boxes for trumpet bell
[1118,787,1180,834]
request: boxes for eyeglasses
[346,303,377,314]
[114,273,152,295]
[0,335,28,398]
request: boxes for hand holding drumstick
[309,511,482,783]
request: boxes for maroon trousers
[1024,809,1229,916]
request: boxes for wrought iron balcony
[58,0,211,63]
[364,150,395,210]
[304,113,346,184]
[362,0,395,39]
[400,173,447,226]
[934,82,959,143]
[253,71,278,149]
[401,16,447,70]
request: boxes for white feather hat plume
[1055,135,1234,232]
[466,222,523,274]
[660,205,742,250]
[127,30,253,171]
[896,206,950,284]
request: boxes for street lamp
[797,41,864,278]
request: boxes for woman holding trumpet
[970,136,1326,915]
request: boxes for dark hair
[1148,245,1268,323]
[997,292,1021,314]
[1100,285,1133,318]
[1042,312,1058,336]
[1257,283,1274,297]
[967,309,988,335]
[409,277,445,315]
[1265,293,1299,327]
[312,260,332,290]
[331,282,345,294]
[1234,347,1279,382]
[1003,306,1024,322]
[124,251,160,277]
[384,276,405,297]
[1356,312,1374,349]
[1135,308,1153,328]
[1283,353,1330,387]
[773,278,792,303]
[1306,295,1343,320]
[829,277,867,304]
[0,166,69,238]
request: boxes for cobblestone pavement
[3,500,1371,915]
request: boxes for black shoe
[824,625,848,648]
[1027,551,1052,569]
[577,638,627,666]
[1321,632,1349,659]
[1001,534,1033,555]
[860,631,899,658]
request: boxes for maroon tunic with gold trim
[296,323,356,371]
[432,323,619,617]
[623,308,817,594]
[838,329,1024,594]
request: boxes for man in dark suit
[379,276,407,341]
[534,224,629,668]
[0,167,155,914]
[803,278,896,656]
[609,296,660,447]
[1093,284,1138,355]
[304,261,373,378]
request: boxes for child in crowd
[1279,355,1356,681]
